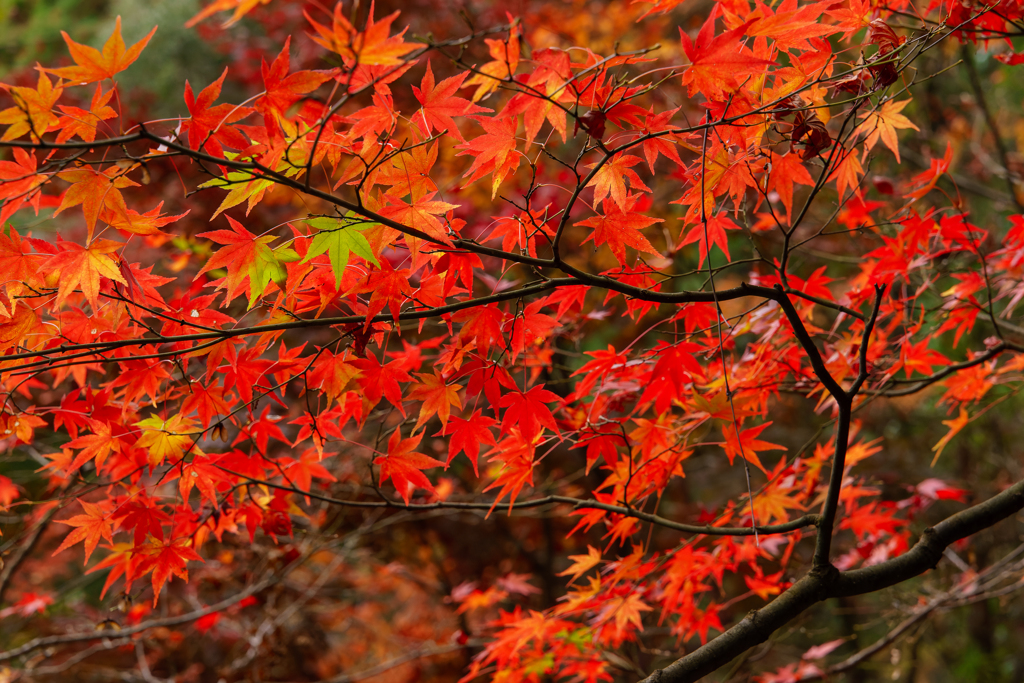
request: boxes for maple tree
[2,0,1024,680]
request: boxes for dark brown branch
[638,476,1024,683]
[217,467,819,536]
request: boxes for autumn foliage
[2,0,1024,681]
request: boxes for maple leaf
[722,421,785,472]
[508,300,558,360]
[597,593,652,638]
[54,164,139,243]
[0,303,38,353]
[828,147,865,199]
[437,410,497,475]
[182,68,254,158]
[255,37,335,122]
[898,338,949,378]
[137,537,203,607]
[55,84,117,144]
[43,238,127,309]
[306,3,424,67]
[678,213,741,267]
[135,414,200,467]
[102,203,189,238]
[767,152,815,223]
[46,16,157,85]
[905,141,953,200]
[632,0,688,20]
[854,99,919,163]
[483,431,536,513]
[374,428,443,504]
[412,62,490,142]
[284,449,338,502]
[457,115,522,197]
[557,545,601,584]
[745,569,785,600]
[186,0,271,27]
[586,154,651,210]
[0,72,63,141]
[932,406,969,466]
[302,216,380,287]
[66,421,120,473]
[680,9,773,100]
[177,453,229,504]
[307,349,362,406]
[746,0,840,51]
[499,384,561,443]
[196,216,279,306]
[464,22,521,102]
[348,259,413,329]
[407,371,463,432]
[53,500,117,563]
[379,193,459,246]
[577,196,663,266]
[0,150,47,227]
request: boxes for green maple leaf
[301,215,380,287]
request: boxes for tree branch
[638,476,1024,683]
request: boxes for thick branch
[639,476,1024,683]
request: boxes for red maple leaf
[437,410,497,475]
[679,9,773,100]
[374,428,444,504]
[412,62,490,142]
[577,196,664,265]
[182,68,254,158]
[678,213,741,267]
[498,384,561,443]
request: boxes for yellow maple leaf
[932,406,969,466]
[854,99,919,163]
[557,545,601,584]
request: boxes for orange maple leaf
[43,238,127,309]
[66,421,120,473]
[586,154,651,211]
[854,99,919,163]
[374,428,443,504]
[186,0,271,28]
[557,545,601,584]
[0,150,48,227]
[182,68,255,158]
[828,147,865,199]
[0,72,63,142]
[306,3,424,68]
[53,500,117,563]
[348,259,413,329]
[55,84,117,144]
[378,193,460,246]
[46,17,157,86]
[464,20,521,102]
[54,164,139,243]
[255,37,335,122]
[932,406,969,466]
[407,371,463,432]
[767,152,815,223]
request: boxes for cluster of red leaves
[1,0,1023,679]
